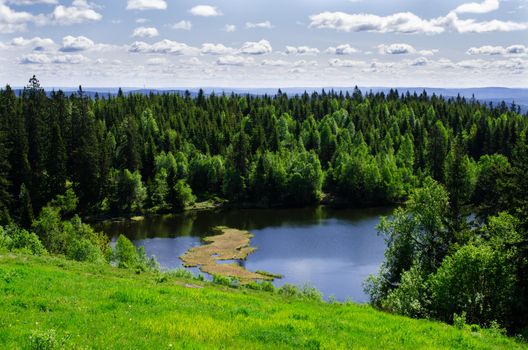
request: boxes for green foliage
[473,154,511,218]
[112,234,158,272]
[1,225,46,256]
[382,264,429,318]
[67,238,103,263]
[171,179,196,210]
[108,169,147,214]
[31,191,107,262]
[429,244,516,327]
[371,177,450,303]
[112,234,137,268]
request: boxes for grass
[0,253,526,350]
[180,226,273,282]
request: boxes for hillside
[0,253,525,349]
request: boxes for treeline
[0,76,525,225]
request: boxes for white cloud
[285,46,319,55]
[419,49,439,56]
[20,53,50,64]
[127,0,167,11]
[309,11,445,34]
[172,20,191,30]
[261,59,288,66]
[52,0,102,25]
[309,10,528,34]
[52,54,87,64]
[438,12,528,33]
[294,59,318,67]
[132,26,159,38]
[216,55,253,66]
[457,59,488,69]
[201,43,235,55]
[378,43,416,55]
[60,35,94,51]
[146,57,168,65]
[224,24,236,32]
[11,36,54,50]
[467,44,528,55]
[289,67,306,74]
[136,18,149,24]
[189,5,221,17]
[409,57,429,66]
[329,58,366,67]
[179,57,202,66]
[129,40,199,55]
[20,52,87,64]
[7,0,57,4]
[246,20,273,29]
[239,40,272,55]
[453,0,499,14]
[325,44,359,55]
[0,1,46,33]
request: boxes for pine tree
[23,75,49,210]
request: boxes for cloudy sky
[0,0,527,88]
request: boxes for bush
[278,284,299,298]
[113,235,138,269]
[67,238,103,263]
[299,284,323,302]
[429,244,515,327]
[166,268,194,280]
[382,264,429,318]
[0,226,11,250]
[212,274,239,288]
[4,225,46,256]
[112,235,158,272]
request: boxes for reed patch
[180,226,276,283]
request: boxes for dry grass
[180,226,273,282]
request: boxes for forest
[0,76,528,337]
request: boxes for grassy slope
[0,254,525,350]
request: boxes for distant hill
[11,86,527,113]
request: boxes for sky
[0,0,527,88]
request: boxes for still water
[95,206,392,302]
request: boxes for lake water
[95,206,392,302]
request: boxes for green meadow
[0,253,525,350]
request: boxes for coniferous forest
[1,76,528,337]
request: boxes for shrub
[299,284,323,302]
[113,235,138,269]
[429,244,515,327]
[382,264,429,318]
[166,268,194,280]
[4,225,46,256]
[112,235,158,272]
[212,274,239,288]
[0,226,11,250]
[31,206,64,254]
[67,238,103,263]
[278,284,299,298]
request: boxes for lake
[95,206,392,302]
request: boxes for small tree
[171,180,196,211]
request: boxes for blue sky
[0,0,527,87]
